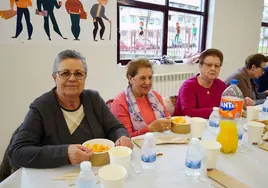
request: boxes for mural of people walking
[174,22,180,43]
[10,0,33,40]
[37,0,67,40]
[138,21,144,36]
[192,23,197,43]
[65,0,86,41]
[90,0,111,41]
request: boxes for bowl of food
[83,138,115,166]
[171,116,191,134]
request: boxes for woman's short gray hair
[52,50,87,75]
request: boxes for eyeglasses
[56,70,87,80]
[202,63,221,69]
[258,66,266,72]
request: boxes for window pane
[258,27,268,55]
[119,6,163,60]
[167,11,201,60]
[169,0,203,12]
[263,0,268,23]
[132,0,166,6]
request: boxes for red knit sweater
[175,75,226,119]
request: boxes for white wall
[207,0,263,79]
[0,0,263,159]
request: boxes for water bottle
[141,132,157,170]
[262,97,268,117]
[209,107,220,129]
[185,137,202,177]
[76,161,96,188]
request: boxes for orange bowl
[82,138,115,166]
[171,116,191,134]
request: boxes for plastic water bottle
[141,132,157,170]
[185,137,202,177]
[76,161,96,188]
[262,97,268,117]
[209,107,220,133]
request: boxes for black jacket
[8,88,128,168]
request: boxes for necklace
[198,75,211,95]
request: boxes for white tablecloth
[1,123,268,188]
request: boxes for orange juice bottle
[217,120,238,153]
[218,79,244,154]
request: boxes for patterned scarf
[125,85,166,131]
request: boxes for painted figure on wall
[10,0,33,40]
[138,21,144,36]
[90,0,111,41]
[192,23,197,43]
[37,0,67,40]
[174,22,180,43]
[65,0,86,40]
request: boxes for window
[259,0,268,55]
[130,16,137,24]
[121,16,127,23]
[118,0,208,65]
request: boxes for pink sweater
[175,75,226,119]
[110,91,170,137]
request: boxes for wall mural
[0,0,113,43]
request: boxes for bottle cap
[230,79,238,85]
[80,161,92,172]
[190,137,199,144]
[213,107,219,111]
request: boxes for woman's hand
[148,118,172,132]
[115,136,134,149]
[243,97,255,110]
[67,144,93,164]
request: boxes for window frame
[260,13,268,54]
[117,0,209,65]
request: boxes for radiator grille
[152,72,196,96]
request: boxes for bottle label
[185,160,201,169]
[220,97,243,119]
[209,120,219,128]
[141,153,156,163]
[263,107,268,113]
[238,132,243,140]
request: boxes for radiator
[152,72,196,97]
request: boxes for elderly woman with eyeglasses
[110,57,172,137]
[8,50,133,169]
[175,49,228,119]
[225,53,268,105]
[175,49,255,119]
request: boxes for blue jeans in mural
[70,14,80,40]
[13,7,33,40]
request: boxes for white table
[1,125,268,188]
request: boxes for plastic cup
[247,106,260,121]
[108,146,132,171]
[200,140,222,170]
[190,117,207,139]
[99,164,127,188]
[247,121,265,145]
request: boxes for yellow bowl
[171,116,191,134]
[82,138,115,166]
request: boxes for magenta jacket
[175,75,226,119]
